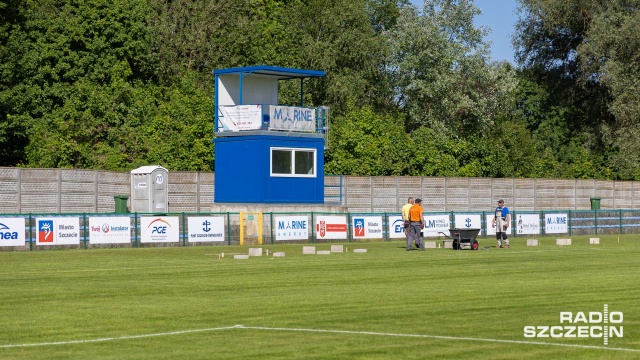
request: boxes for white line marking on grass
[2,324,638,354]
[0,325,241,349]
[236,325,640,353]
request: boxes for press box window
[270,147,316,177]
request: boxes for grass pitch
[1,235,639,359]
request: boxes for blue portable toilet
[212,66,329,204]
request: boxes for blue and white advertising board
[269,105,316,132]
[0,218,26,247]
[352,216,383,239]
[454,214,481,230]
[188,216,225,242]
[275,215,309,240]
[36,217,80,245]
[140,217,180,243]
[388,215,405,239]
[515,214,540,235]
[545,213,568,234]
[423,215,450,237]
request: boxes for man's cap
[415,198,422,203]
[498,199,504,203]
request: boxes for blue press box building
[212,66,329,204]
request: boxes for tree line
[1,0,638,180]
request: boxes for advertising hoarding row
[0,213,570,246]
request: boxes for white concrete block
[330,245,344,253]
[556,238,572,246]
[248,248,262,257]
[317,250,331,255]
[273,252,285,257]
[234,254,250,260]
[589,238,600,245]
[302,246,316,254]
[527,239,539,246]
[424,241,437,249]
[353,248,367,253]
[442,240,453,249]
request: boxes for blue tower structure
[212,66,329,204]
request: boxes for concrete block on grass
[442,240,453,249]
[353,248,367,253]
[556,238,571,246]
[234,254,250,260]
[589,238,600,245]
[248,248,262,257]
[302,246,316,255]
[330,245,344,253]
[424,241,437,249]
[317,250,331,255]
[527,239,539,246]
[273,252,285,257]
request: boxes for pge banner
[188,216,225,242]
[352,216,383,239]
[545,213,568,234]
[269,105,316,132]
[485,214,512,236]
[36,217,80,245]
[516,214,541,235]
[0,218,26,247]
[140,217,179,243]
[424,215,451,237]
[315,215,347,240]
[276,215,309,241]
[388,215,405,239]
[454,214,481,230]
[89,217,131,244]
[219,105,262,131]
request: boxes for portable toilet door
[151,167,168,213]
[130,165,169,213]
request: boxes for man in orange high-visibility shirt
[407,198,425,251]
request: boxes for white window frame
[270,147,317,178]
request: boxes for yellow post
[258,212,263,244]
[240,212,245,246]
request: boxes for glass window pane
[295,150,314,175]
[272,150,291,174]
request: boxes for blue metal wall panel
[213,135,324,203]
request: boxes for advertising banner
[454,214,482,230]
[0,218,26,247]
[515,214,541,235]
[140,217,180,243]
[352,216,383,239]
[424,214,451,237]
[388,215,406,239]
[275,215,309,240]
[36,217,80,245]
[269,105,316,132]
[89,217,131,244]
[219,105,263,131]
[188,216,225,242]
[545,213,568,234]
[315,215,347,240]
[485,214,513,236]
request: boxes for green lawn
[1,236,639,359]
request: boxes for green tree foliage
[514,0,640,179]
[325,104,410,175]
[2,0,637,180]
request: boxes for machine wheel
[472,240,479,250]
[452,240,459,250]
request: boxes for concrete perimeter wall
[1,167,639,214]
